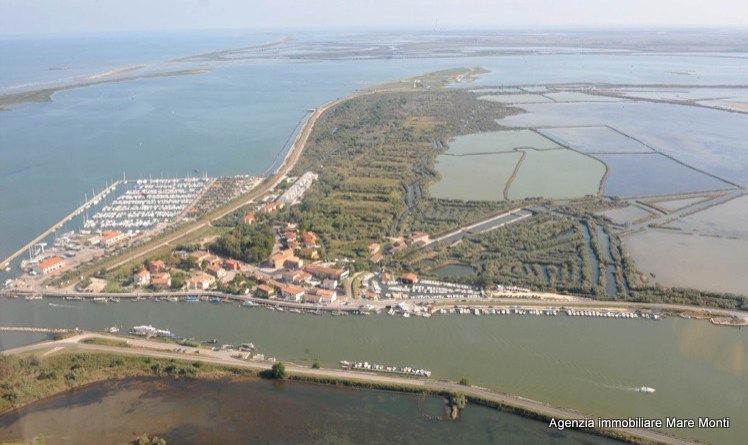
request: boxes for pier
[0,326,72,334]
[0,180,122,269]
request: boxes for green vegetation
[0,352,250,413]
[459,377,470,386]
[311,361,321,369]
[81,337,130,348]
[210,223,274,263]
[289,89,518,259]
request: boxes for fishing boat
[24,294,42,301]
[65,296,83,301]
[209,297,222,303]
[185,296,199,303]
[166,296,179,303]
[105,326,120,333]
[241,300,259,307]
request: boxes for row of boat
[341,360,432,377]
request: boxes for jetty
[0,326,73,334]
[0,180,122,269]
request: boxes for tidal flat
[664,194,748,239]
[537,126,653,154]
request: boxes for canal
[0,298,746,445]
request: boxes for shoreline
[0,334,699,445]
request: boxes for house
[255,284,276,298]
[407,232,430,246]
[147,260,166,274]
[132,268,151,286]
[284,231,298,242]
[281,285,305,302]
[35,256,66,275]
[293,271,313,285]
[369,252,383,265]
[304,263,349,281]
[281,270,303,284]
[267,249,296,269]
[363,291,379,300]
[321,278,338,290]
[261,201,284,214]
[186,271,215,290]
[287,240,301,250]
[243,212,256,224]
[298,248,320,260]
[401,272,418,285]
[368,243,381,255]
[305,288,337,304]
[390,240,407,253]
[284,257,304,270]
[301,231,318,248]
[206,265,227,280]
[99,230,126,248]
[223,258,242,271]
[151,272,172,289]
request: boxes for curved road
[2,333,697,445]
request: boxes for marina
[340,360,432,377]
[83,178,213,232]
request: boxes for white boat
[105,326,120,333]
[241,300,259,307]
[24,295,42,301]
[92,297,108,303]
[639,386,656,393]
[167,296,179,303]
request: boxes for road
[1,332,697,445]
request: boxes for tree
[269,362,287,379]
[459,377,470,386]
[311,361,320,369]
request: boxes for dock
[0,326,73,334]
[0,180,121,269]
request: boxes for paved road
[1,333,698,445]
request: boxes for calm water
[0,377,618,445]
[0,299,746,444]
[2,33,748,265]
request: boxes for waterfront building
[34,256,66,275]
[305,288,337,304]
[255,284,276,298]
[132,268,151,286]
[281,285,305,301]
[206,265,227,280]
[151,272,171,289]
[99,230,126,248]
[186,271,215,290]
[304,263,349,280]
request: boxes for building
[281,285,305,302]
[99,230,126,248]
[132,268,151,286]
[223,259,242,271]
[407,232,430,246]
[369,252,383,266]
[284,257,304,270]
[304,263,349,281]
[305,288,337,304]
[35,256,66,275]
[321,278,338,290]
[255,284,276,298]
[401,272,418,285]
[261,201,284,214]
[281,270,303,284]
[206,265,227,280]
[301,231,318,248]
[186,271,215,290]
[151,272,172,289]
[147,260,166,274]
[243,212,256,224]
[363,291,379,300]
[267,249,297,269]
[368,243,381,255]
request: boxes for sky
[1,0,747,35]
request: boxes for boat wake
[48,303,78,309]
[596,383,655,393]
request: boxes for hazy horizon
[1,0,748,36]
